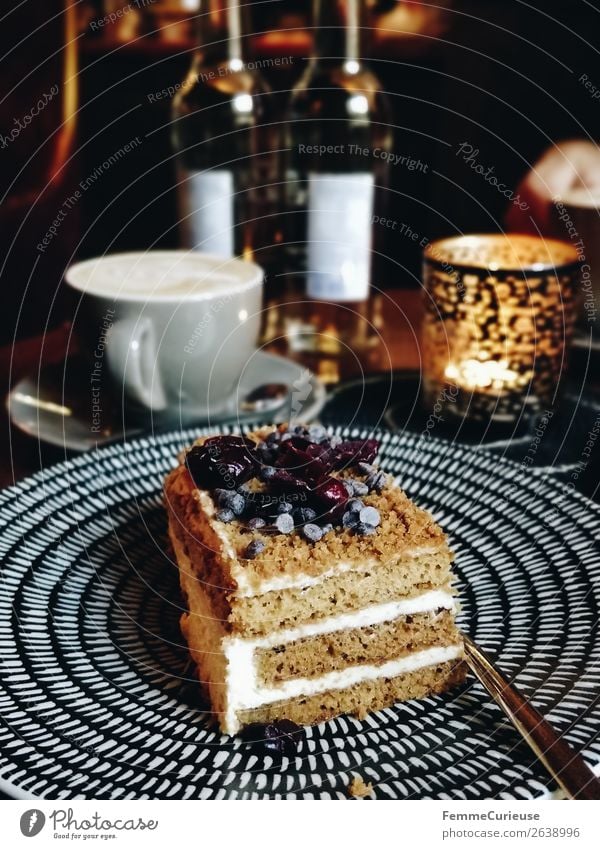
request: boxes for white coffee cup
[65,251,263,422]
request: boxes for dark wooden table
[0,290,423,490]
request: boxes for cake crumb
[354,705,369,721]
[348,775,374,799]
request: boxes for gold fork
[463,635,600,799]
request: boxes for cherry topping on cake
[275,437,331,484]
[185,436,257,490]
[267,468,311,494]
[331,439,379,469]
[185,427,382,542]
[312,476,350,512]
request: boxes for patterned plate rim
[1,424,599,800]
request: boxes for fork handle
[463,635,600,799]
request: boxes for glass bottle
[279,0,393,361]
[172,0,272,262]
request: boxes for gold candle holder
[422,234,580,424]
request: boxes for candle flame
[445,359,519,390]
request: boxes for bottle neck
[313,0,367,65]
[196,0,250,67]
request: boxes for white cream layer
[222,588,459,733]
[224,643,463,734]
[232,546,443,597]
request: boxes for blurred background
[3,0,600,344]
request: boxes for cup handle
[106,318,168,412]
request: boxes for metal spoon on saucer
[240,383,289,414]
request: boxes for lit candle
[445,359,523,392]
[422,234,580,423]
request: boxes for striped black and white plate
[1,426,599,800]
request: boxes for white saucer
[7,351,326,453]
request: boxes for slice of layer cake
[165,424,465,735]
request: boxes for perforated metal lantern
[422,234,579,423]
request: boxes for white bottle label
[307,172,374,301]
[178,169,234,257]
